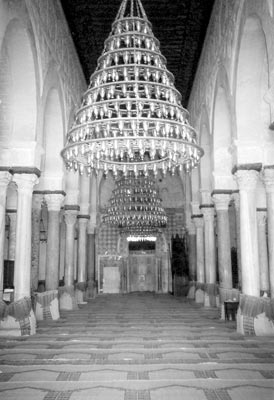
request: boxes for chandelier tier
[61,0,204,177]
[102,174,167,228]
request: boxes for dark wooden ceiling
[60,0,215,107]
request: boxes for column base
[59,286,78,310]
[0,297,36,336]
[35,290,60,321]
[237,294,274,336]
[86,280,97,299]
[75,282,88,304]
[204,283,218,307]
[187,282,196,299]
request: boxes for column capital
[44,193,65,211]
[0,170,12,187]
[64,209,78,226]
[257,208,267,226]
[192,215,204,229]
[233,169,260,191]
[263,166,274,194]
[200,189,212,205]
[212,193,231,211]
[200,205,215,221]
[191,202,201,215]
[231,191,240,210]
[32,192,44,209]
[187,221,196,235]
[13,173,39,192]
[87,221,96,234]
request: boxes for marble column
[188,222,196,281]
[7,211,16,261]
[77,215,89,283]
[0,171,12,297]
[234,167,261,297]
[13,173,39,301]
[44,193,64,290]
[200,205,216,285]
[212,192,232,290]
[256,209,269,294]
[87,229,95,283]
[192,216,204,283]
[64,207,79,287]
[263,166,274,298]
[31,193,43,292]
[231,192,242,289]
[192,215,205,303]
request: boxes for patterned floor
[0,293,273,399]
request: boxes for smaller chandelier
[102,173,167,228]
[61,0,203,178]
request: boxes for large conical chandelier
[102,173,167,228]
[61,0,204,177]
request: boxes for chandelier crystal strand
[61,0,204,177]
[102,173,167,228]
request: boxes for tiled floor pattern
[0,293,273,399]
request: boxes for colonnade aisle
[0,293,273,399]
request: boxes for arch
[235,15,270,163]
[0,19,37,144]
[212,67,235,189]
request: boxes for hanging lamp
[61,0,204,177]
[102,173,167,228]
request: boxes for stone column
[263,166,274,298]
[256,209,269,295]
[0,171,12,297]
[200,205,216,307]
[200,206,216,283]
[86,223,96,298]
[44,193,65,290]
[212,192,232,290]
[31,193,43,292]
[77,215,90,283]
[187,222,196,281]
[233,167,261,297]
[7,211,16,261]
[192,215,205,303]
[13,173,39,301]
[231,191,241,289]
[64,207,79,287]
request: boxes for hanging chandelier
[102,173,167,228]
[61,0,203,177]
